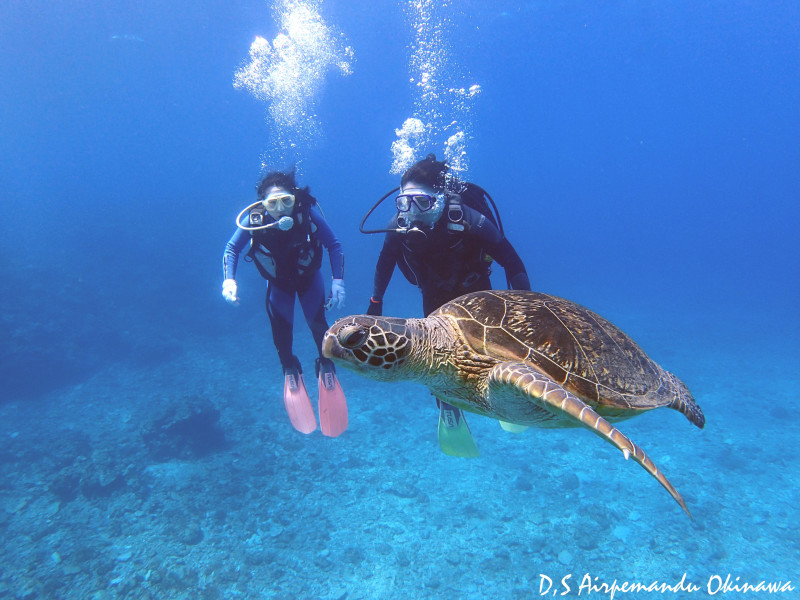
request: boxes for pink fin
[283,373,317,434]
[318,371,348,437]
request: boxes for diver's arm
[372,231,401,301]
[488,238,530,290]
[310,207,345,279]
[468,208,531,291]
[223,227,250,280]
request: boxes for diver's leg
[297,271,330,370]
[266,281,299,373]
[422,288,457,317]
[299,271,347,436]
[269,281,316,433]
[424,284,480,456]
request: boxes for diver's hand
[366,297,382,316]
[325,279,346,310]
[222,278,239,305]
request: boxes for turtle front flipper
[488,362,691,517]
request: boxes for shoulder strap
[295,188,317,208]
[445,183,497,233]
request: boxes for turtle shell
[433,290,676,413]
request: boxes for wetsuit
[223,203,344,372]
[371,203,530,315]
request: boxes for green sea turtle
[322,290,704,516]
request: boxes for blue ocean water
[1,0,798,598]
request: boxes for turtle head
[323,315,417,381]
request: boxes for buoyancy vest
[246,190,323,287]
[396,183,497,293]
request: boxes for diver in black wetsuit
[364,154,531,455]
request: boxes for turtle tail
[666,372,705,429]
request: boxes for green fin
[499,420,529,433]
[437,401,480,458]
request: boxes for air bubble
[391,1,480,178]
[233,0,354,169]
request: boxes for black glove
[366,297,383,316]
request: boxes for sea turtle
[322,290,704,516]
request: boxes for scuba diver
[222,170,348,437]
[362,154,530,456]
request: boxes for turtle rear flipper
[665,372,705,429]
[488,362,691,518]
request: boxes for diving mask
[396,193,437,213]
[397,192,444,229]
[263,193,295,212]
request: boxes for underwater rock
[198,585,223,600]
[425,577,442,590]
[81,450,128,498]
[178,522,205,546]
[162,563,200,590]
[514,475,533,491]
[50,467,83,502]
[342,546,365,565]
[385,482,421,500]
[374,542,393,556]
[612,525,631,541]
[49,449,129,501]
[576,525,601,551]
[313,553,334,571]
[560,473,580,492]
[141,396,227,460]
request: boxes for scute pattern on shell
[433,290,669,411]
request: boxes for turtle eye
[338,325,369,349]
